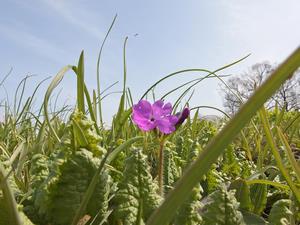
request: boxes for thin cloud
[0,24,71,64]
[41,0,104,39]
[219,0,300,63]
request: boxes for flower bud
[175,108,190,126]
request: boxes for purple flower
[175,108,190,126]
[132,100,178,134]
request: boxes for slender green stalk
[276,126,300,182]
[141,54,250,99]
[146,47,300,225]
[258,107,300,202]
[158,139,165,196]
[246,179,289,190]
[96,15,117,126]
[0,164,22,225]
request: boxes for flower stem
[158,139,165,196]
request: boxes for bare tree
[221,62,300,115]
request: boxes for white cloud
[219,0,300,63]
[40,0,104,39]
[0,23,71,64]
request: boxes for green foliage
[173,184,203,225]
[250,183,267,215]
[29,153,49,190]
[201,187,246,225]
[112,148,161,225]
[1,42,300,225]
[268,199,293,225]
[71,110,106,157]
[0,198,34,225]
[202,164,224,195]
[241,211,267,225]
[229,179,252,211]
[169,140,202,225]
[221,145,241,178]
[33,148,111,225]
[163,145,180,192]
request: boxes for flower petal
[162,102,172,115]
[132,111,156,131]
[156,118,176,134]
[133,100,152,118]
[168,115,179,125]
[137,119,156,131]
[153,100,164,108]
[152,100,165,118]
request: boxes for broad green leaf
[201,187,245,225]
[241,210,267,225]
[113,148,161,225]
[269,199,293,225]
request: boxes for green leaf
[250,183,267,215]
[0,164,22,225]
[201,187,246,225]
[34,148,110,225]
[75,51,85,113]
[163,145,180,193]
[0,198,35,225]
[173,184,202,225]
[229,179,252,211]
[241,210,267,225]
[96,14,117,127]
[259,107,300,202]
[44,65,73,143]
[269,199,293,225]
[71,136,142,225]
[113,148,161,225]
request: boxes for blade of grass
[0,163,22,225]
[141,54,250,99]
[14,75,34,116]
[44,65,73,143]
[146,47,300,225]
[96,14,117,126]
[161,74,229,100]
[74,51,85,113]
[110,37,128,141]
[16,76,50,124]
[258,107,300,202]
[276,126,300,182]
[84,85,100,134]
[246,179,289,190]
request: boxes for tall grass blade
[258,107,300,202]
[44,65,73,143]
[276,126,300,182]
[96,14,117,126]
[75,51,85,113]
[0,164,22,225]
[146,47,300,225]
[141,54,250,99]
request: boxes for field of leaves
[1,35,300,225]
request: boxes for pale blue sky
[1,0,300,123]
